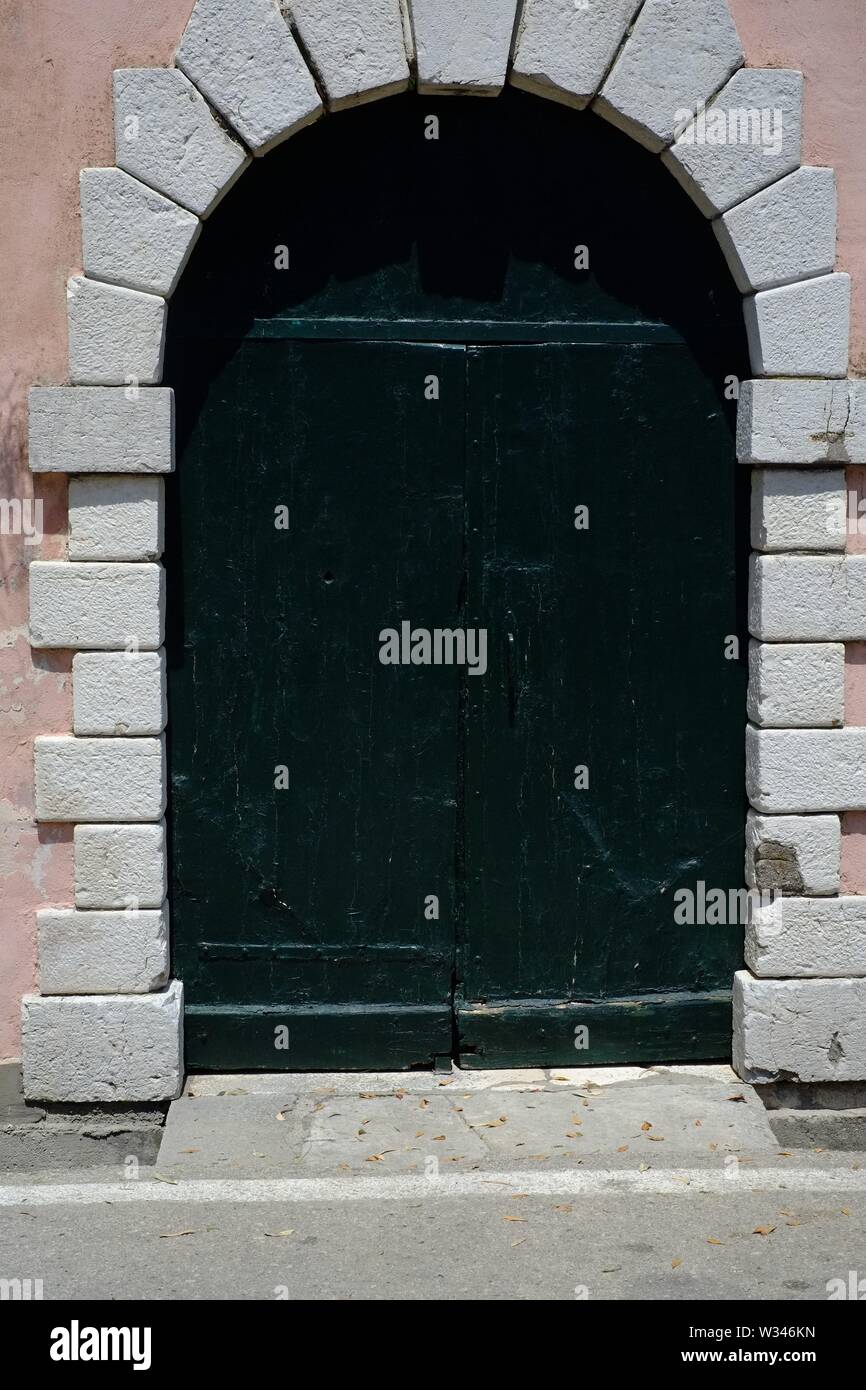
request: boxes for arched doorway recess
[166,91,749,1069]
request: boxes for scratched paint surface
[167,340,464,1068]
[165,93,748,1069]
[460,344,748,1064]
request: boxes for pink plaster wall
[728,0,866,375]
[0,1,194,1059]
[0,0,865,1058]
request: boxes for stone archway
[23,0,865,1101]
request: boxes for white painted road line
[2,1168,866,1206]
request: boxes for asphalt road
[2,1065,865,1301]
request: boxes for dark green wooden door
[459,344,744,1066]
[170,334,745,1070]
[171,339,466,1069]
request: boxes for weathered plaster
[727,4,866,857]
[0,0,193,1058]
[728,0,866,372]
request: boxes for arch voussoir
[113,67,249,219]
[79,168,201,298]
[410,0,518,96]
[714,166,838,295]
[593,0,744,153]
[176,0,323,154]
[511,0,639,110]
[289,0,411,110]
[662,66,805,216]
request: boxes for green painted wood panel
[169,341,466,1069]
[458,344,748,1066]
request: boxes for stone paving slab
[156,1094,306,1178]
[185,1063,739,1097]
[161,1066,778,1179]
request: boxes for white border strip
[4,1167,866,1206]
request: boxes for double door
[169,335,745,1069]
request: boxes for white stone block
[738,378,866,467]
[69,476,164,562]
[746,725,866,814]
[737,378,866,467]
[21,980,183,1102]
[411,0,518,96]
[67,276,166,386]
[287,0,410,109]
[750,468,845,553]
[511,0,638,109]
[733,970,866,1082]
[29,387,174,475]
[746,897,866,979]
[114,68,249,217]
[715,167,837,294]
[745,810,840,896]
[73,651,166,736]
[662,68,803,216]
[595,0,743,153]
[177,0,321,154]
[35,735,166,823]
[75,821,167,910]
[745,273,850,379]
[80,168,201,298]
[29,562,163,650]
[747,641,844,729]
[749,554,866,642]
[38,907,169,994]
